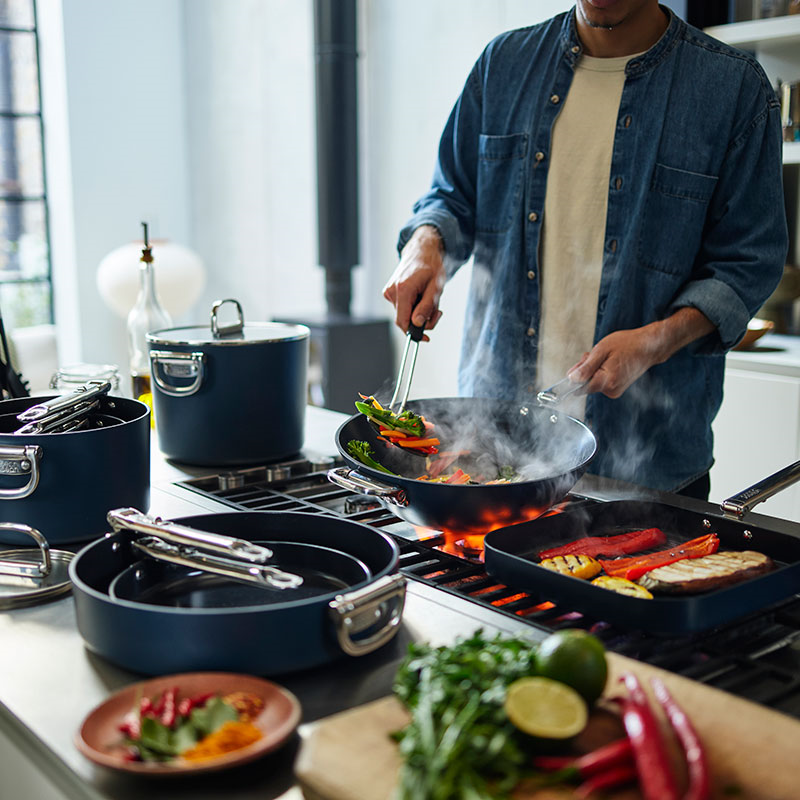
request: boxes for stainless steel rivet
[702,519,711,528]
[743,530,753,540]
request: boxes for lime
[534,629,608,705]
[504,676,588,739]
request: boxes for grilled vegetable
[538,528,666,560]
[540,554,602,580]
[638,550,773,594]
[599,534,719,582]
[355,395,426,437]
[346,440,398,475]
[591,575,653,599]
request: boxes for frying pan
[108,541,372,606]
[69,511,405,676]
[330,397,596,533]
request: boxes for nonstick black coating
[108,541,372,607]
[335,397,597,533]
[484,499,800,634]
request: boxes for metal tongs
[536,376,589,415]
[14,380,112,434]
[388,321,425,413]
[107,507,304,590]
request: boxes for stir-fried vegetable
[346,440,398,475]
[355,395,426,437]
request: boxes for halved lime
[504,676,588,739]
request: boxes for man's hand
[567,307,716,399]
[383,225,446,342]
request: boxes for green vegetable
[392,630,540,799]
[346,440,398,475]
[355,398,426,437]
[129,696,239,762]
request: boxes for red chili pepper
[650,678,711,800]
[538,528,667,560]
[574,764,639,799]
[177,690,215,717]
[532,737,634,779]
[159,686,178,728]
[150,690,167,717]
[619,672,680,800]
[139,696,153,716]
[599,534,719,581]
[118,711,141,740]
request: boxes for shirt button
[624,115,632,128]
[535,151,545,161]
[528,211,539,222]
[608,239,617,252]
[526,327,536,337]
[571,45,580,54]
[599,298,607,313]
[550,94,560,104]
[615,177,623,190]
[527,270,536,280]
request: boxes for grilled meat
[638,550,774,594]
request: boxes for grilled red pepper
[620,672,680,800]
[532,737,634,778]
[574,764,639,799]
[599,533,719,581]
[651,678,711,800]
[538,528,667,560]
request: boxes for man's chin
[577,0,627,28]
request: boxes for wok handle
[329,573,406,657]
[106,507,274,563]
[326,466,407,507]
[721,459,800,517]
[150,350,206,397]
[0,444,41,499]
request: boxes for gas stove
[172,452,800,720]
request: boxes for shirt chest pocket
[637,163,718,276]
[476,133,528,234]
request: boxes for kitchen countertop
[726,332,800,377]
[2,404,798,800]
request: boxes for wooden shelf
[704,15,800,52]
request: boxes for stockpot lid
[146,298,309,347]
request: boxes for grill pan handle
[721,459,800,517]
[328,573,406,656]
[327,466,407,507]
[107,507,274,563]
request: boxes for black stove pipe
[314,0,359,316]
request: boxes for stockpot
[147,299,309,466]
[0,395,150,546]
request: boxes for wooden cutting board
[294,651,798,800]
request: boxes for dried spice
[182,720,263,761]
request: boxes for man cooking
[382,0,788,500]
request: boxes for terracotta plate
[76,672,301,776]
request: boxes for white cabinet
[710,335,800,521]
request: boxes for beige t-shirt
[537,53,634,413]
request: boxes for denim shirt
[397,7,788,491]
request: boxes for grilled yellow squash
[591,575,653,599]
[540,554,602,580]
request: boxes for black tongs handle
[389,321,425,413]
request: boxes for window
[0,0,51,331]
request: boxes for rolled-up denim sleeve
[397,63,483,276]
[668,90,788,354]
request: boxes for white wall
[39,0,572,398]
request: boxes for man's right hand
[382,225,446,342]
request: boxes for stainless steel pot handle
[107,507,274,563]
[0,444,42,499]
[328,573,406,657]
[150,350,206,397]
[0,523,50,578]
[721,459,800,517]
[211,298,244,338]
[327,466,407,507]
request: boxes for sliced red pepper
[599,534,719,581]
[539,528,667,560]
[651,678,711,800]
[620,672,680,800]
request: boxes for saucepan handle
[326,466,407,507]
[0,444,42,499]
[150,350,206,397]
[721,459,800,517]
[0,523,50,577]
[328,573,406,657]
